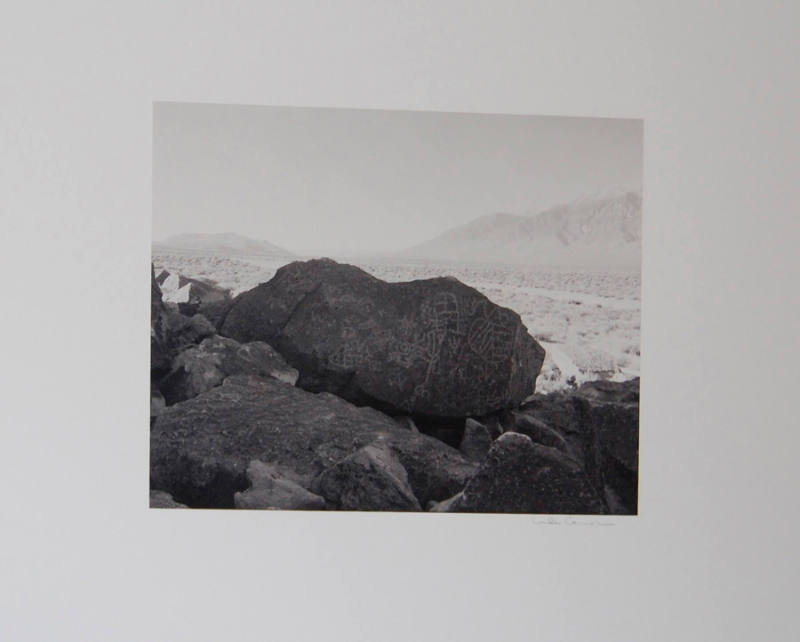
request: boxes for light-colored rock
[310,443,421,511]
[149,490,187,508]
[234,460,326,510]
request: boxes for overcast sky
[153,102,642,254]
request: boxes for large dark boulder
[439,432,608,514]
[150,375,475,508]
[219,258,545,417]
[157,335,298,405]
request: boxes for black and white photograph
[6,1,799,640]
[150,103,642,513]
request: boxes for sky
[153,102,642,255]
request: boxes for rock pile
[150,260,638,514]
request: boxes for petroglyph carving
[220,259,544,415]
[329,339,368,369]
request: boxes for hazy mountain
[153,233,295,258]
[399,191,642,268]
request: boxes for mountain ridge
[398,191,642,268]
[153,232,295,258]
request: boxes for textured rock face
[511,413,569,451]
[516,377,639,514]
[310,444,421,511]
[150,375,475,508]
[188,298,235,329]
[158,335,299,405]
[459,418,492,462]
[234,461,326,510]
[442,433,607,514]
[151,265,173,376]
[151,265,218,379]
[219,259,545,417]
[150,384,166,420]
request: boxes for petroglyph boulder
[219,259,545,417]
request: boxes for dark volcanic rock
[158,335,299,405]
[234,460,326,510]
[186,298,235,329]
[219,258,545,417]
[150,384,166,420]
[511,412,569,452]
[150,375,475,508]
[576,388,639,513]
[164,311,216,350]
[459,418,492,462]
[517,378,639,514]
[386,434,475,506]
[442,432,607,514]
[310,443,421,511]
[578,378,639,404]
[151,265,173,376]
[151,265,219,379]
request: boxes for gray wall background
[2,2,798,641]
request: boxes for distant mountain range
[154,192,641,267]
[398,191,642,268]
[153,233,295,258]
